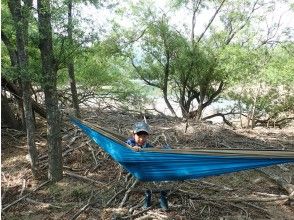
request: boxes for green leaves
[265,45,294,85]
[223,43,294,122]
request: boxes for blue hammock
[70,117,294,182]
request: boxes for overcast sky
[77,0,294,41]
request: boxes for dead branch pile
[1,108,293,220]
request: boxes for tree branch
[197,0,226,43]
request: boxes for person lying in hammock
[126,121,169,211]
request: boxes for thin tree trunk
[37,0,63,182]
[67,0,80,118]
[250,83,261,129]
[163,90,176,117]
[1,33,46,119]
[17,89,26,130]
[1,94,23,130]
[22,81,39,176]
[238,99,243,128]
[8,0,38,177]
[2,77,47,118]
[251,100,257,129]
[196,85,206,121]
[163,50,177,117]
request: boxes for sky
[78,0,294,42]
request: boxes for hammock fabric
[70,117,294,182]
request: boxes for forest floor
[1,108,294,220]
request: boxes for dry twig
[64,171,105,186]
[25,198,62,209]
[2,180,50,212]
[119,179,139,208]
[70,190,96,220]
[122,205,153,219]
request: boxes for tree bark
[250,83,261,129]
[67,0,80,118]
[1,31,26,128]
[1,31,18,67]
[1,94,23,130]
[163,50,177,117]
[8,0,38,177]
[195,84,206,121]
[202,112,233,126]
[37,0,63,182]
[2,77,47,118]
[188,81,224,120]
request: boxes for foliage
[224,44,294,122]
[120,1,232,117]
[61,36,150,106]
[217,45,261,84]
[2,0,293,126]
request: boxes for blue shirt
[126,137,153,149]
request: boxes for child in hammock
[126,121,169,210]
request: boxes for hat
[133,121,150,134]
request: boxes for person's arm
[163,144,172,149]
[132,146,141,151]
[126,138,141,151]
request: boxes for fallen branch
[106,188,126,207]
[192,195,290,202]
[200,180,234,191]
[257,168,294,196]
[202,112,234,127]
[2,180,50,212]
[62,141,88,158]
[1,187,6,203]
[87,143,99,165]
[119,179,139,208]
[2,76,46,118]
[256,117,294,128]
[241,201,270,215]
[64,171,105,186]
[25,198,62,209]
[55,206,77,219]
[178,189,202,197]
[122,205,153,219]
[229,203,249,219]
[19,179,26,197]
[38,139,87,161]
[135,210,169,220]
[128,197,145,212]
[70,190,95,220]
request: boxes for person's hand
[133,146,141,151]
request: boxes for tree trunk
[250,83,261,129]
[179,97,189,118]
[67,0,80,118]
[37,0,63,182]
[163,90,176,117]
[1,94,23,130]
[8,0,38,177]
[196,85,206,121]
[238,99,243,128]
[2,19,26,130]
[2,77,47,118]
[163,50,177,117]
[1,31,18,67]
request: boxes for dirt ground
[1,108,294,220]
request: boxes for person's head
[132,121,150,146]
